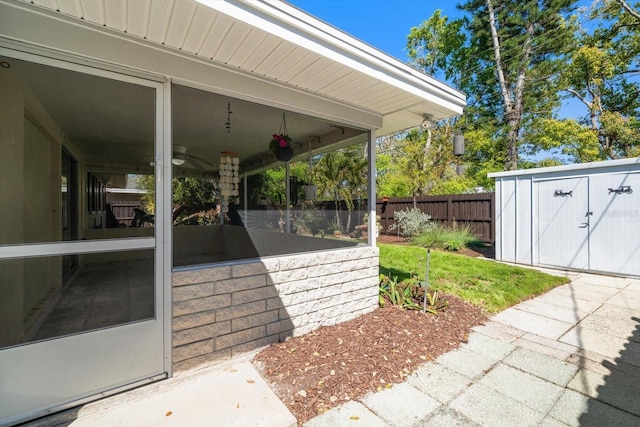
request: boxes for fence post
[447,196,454,226]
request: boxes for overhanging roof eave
[196,0,466,117]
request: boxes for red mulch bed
[253,295,487,425]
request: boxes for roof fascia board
[196,0,466,116]
[0,0,382,129]
[488,157,640,178]
[262,1,466,103]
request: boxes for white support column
[161,78,173,377]
[367,129,376,246]
[243,172,248,221]
[285,161,291,233]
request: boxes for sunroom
[0,0,465,424]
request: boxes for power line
[415,2,613,89]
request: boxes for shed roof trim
[489,157,640,178]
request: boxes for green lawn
[378,243,570,313]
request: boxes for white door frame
[0,45,172,425]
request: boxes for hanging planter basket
[270,113,294,162]
[274,146,294,162]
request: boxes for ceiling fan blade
[186,155,214,172]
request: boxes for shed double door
[537,172,640,276]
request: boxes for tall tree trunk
[487,0,532,170]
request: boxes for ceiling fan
[170,145,215,172]
[144,145,215,172]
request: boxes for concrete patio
[22,269,640,426]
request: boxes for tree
[376,124,477,197]
[137,175,220,225]
[314,145,367,232]
[467,0,578,169]
[407,1,579,171]
[557,0,640,159]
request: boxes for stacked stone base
[172,246,379,373]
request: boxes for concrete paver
[567,368,640,416]
[533,292,602,313]
[362,383,440,427]
[449,383,546,427]
[461,332,516,360]
[471,320,523,342]
[491,308,573,340]
[479,363,565,413]
[545,284,618,304]
[514,297,594,324]
[435,347,499,379]
[515,332,579,359]
[605,289,640,310]
[503,346,579,386]
[303,401,386,427]
[419,407,481,427]
[407,363,473,404]
[549,389,640,427]
[559,327,635,360]
[537,417,570,427]
[579,309,639,341]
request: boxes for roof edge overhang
[197,0,466,117]
[2,0,466,136]
[0,0,383,130]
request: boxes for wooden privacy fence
[376,193,495,244]
[109,200,144,227]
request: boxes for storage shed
[490,157,640,277]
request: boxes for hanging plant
[270,113,294,162]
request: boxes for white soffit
[18,0,466,136]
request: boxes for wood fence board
[376,193,495,244]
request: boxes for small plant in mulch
[379,274,448,314]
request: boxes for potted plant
[270,133,293,161]
[270,113,294,162]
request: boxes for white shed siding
[516,177,533,265]
[490,158,640,277]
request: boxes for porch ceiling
[20,0,466,137]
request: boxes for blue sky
[288,0,597,123]
[288,0,462,64]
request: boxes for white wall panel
[589,172,640,276]
[500,178,517,262]
[516,177,532,264]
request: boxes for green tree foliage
[376,125,478,197]
[314,145,367,231]
[554,0,640,159]
[401,0,638,193]
[137,175,220,225]
[406,1,579,174]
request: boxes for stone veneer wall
[172,245,379,373]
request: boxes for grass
[379,243,570,313]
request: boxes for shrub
[387,207,433,238]
[443,240,464,251]
[414,223,483,250]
